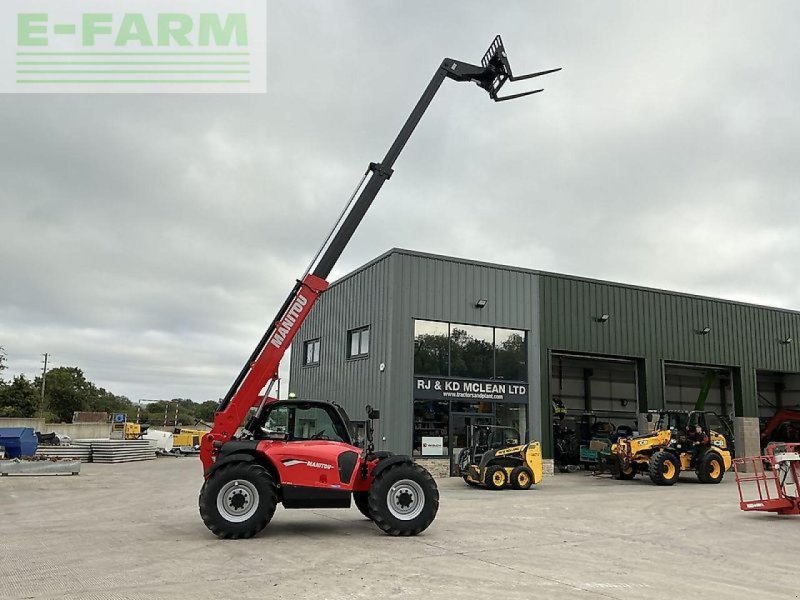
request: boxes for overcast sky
[2,1,799,402]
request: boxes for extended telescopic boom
[201,36,559,470]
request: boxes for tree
[41,367,93,423]
[195,400,219,423]
[0,375,39,418]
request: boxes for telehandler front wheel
[199,462,277,539]
[648,451,680,486]
[610,457,636,480]
[697,451,725,484]
[368,462,439,536]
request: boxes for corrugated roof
[331,247,800,317]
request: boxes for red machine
[734,443,800,516]
[198,37,560,539]
[760,408,800,446]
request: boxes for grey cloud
[2,0,799,400]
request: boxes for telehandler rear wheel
[648,451,680,486]
[510,466,534,490]
[610,457,636,480]
[199,462,277,539]
[485,465,508,490]
[697,451,725,484]
[368,462,439,536]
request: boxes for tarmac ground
[1,458,797,600]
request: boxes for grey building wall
[538,274,800,453]
[288,255,397,450]
[289,249,541,455]
[291,248,800,459]
[389,251,541,453]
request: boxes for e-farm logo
[1,1,266,93]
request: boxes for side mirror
[366,405,380,420]
[646,413,653,423]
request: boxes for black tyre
[368,462,439,536]
[510,466,534,490]
[199,462,277,539]
[648,451,680,486]
[697,451,725,484]
[484,465,507,490]
[353,491,372,519]
[609,457,637,480]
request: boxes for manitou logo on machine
[269,294,309,349]
[282,459,334,470]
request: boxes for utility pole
[40,353,49,418]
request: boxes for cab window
[261,404,349,443]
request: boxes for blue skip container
[0,428,39,458]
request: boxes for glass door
[449,412,493,476]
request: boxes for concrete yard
[1,459,797,600]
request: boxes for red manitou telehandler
[198,36,560,539]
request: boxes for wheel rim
[217,479,260,523]
[664,461,676,479]
[493,471,505,486]
[518,471,530,486]
[709,460,721,478]
[386,479,425,521]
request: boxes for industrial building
[289,248,800,475]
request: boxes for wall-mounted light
[697,326,711,335]
[475,298,488,309]
[595,314,610,323]
[781,336,793,345]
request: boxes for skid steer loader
[458,425,543,490]
[608,410,732,486]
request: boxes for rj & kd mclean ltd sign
[414,377,528,402]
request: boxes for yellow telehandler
[609,410,732,485]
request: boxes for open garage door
[757,371,800,448]
[552,354,639,427]
[664,364,733,419]
[551,353,639,472]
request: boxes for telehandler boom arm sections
[201,37,559,470]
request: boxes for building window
[347,326,370,359]
[449,324,494,379]
[303,338,320,366]
[413,320,528,381]
[414,320,449,376]
[494,328,527,381]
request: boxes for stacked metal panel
[35,441,92,462]
[89,439,157,463]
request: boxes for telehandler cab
[609,410,732,485]
[458,425,543,490]
[197,37,559,538]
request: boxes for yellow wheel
[697,451,725,484]
[648,451,680,486]
[511,466,534,490]
[485,465,507,490]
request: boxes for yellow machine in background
[171,428,206,454]
[459,425,543,490]
[110,421,148,440]
[609,410,732,486]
